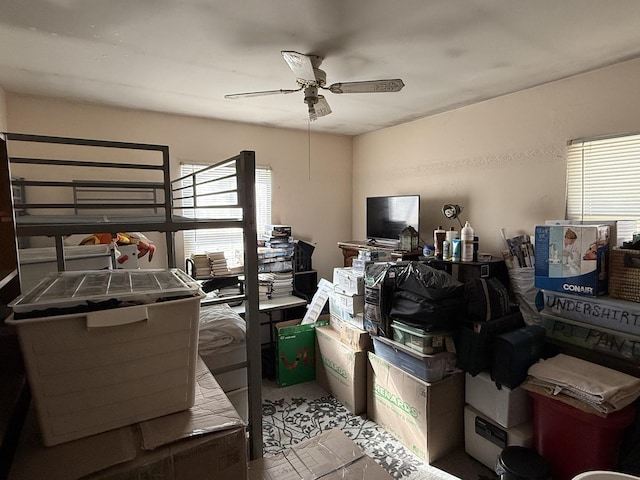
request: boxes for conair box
[534,224,609,297]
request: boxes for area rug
[261,381,460,480]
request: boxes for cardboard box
[333,267,365,295]
[316,326,367,414]
[545,219,636,248]
[329,294,365,330]
[339,322,372,351]
[332,290,365,314]
[534,224,610,296]
[465,371,532,428]
[248,428,392,480]
[9,358,248,480]
[367,351,464,463]
[276,318,327,387]
[464,404,533,470]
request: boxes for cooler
[529,391,637,480]
[7,269,204,446]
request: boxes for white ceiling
[1,1,640,136]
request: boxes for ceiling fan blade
[327,79,405,94]
[225,88,301,99]
[281,50,318,82]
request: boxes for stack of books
[258,273,273,301]
[259,272,293,299]
[257,247,294,273]
[270,271,294,298]
[190,253,212,279]
[258,226,294,274]
[208,251,230,276]
[263,225,293,249]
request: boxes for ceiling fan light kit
[225,50,405,121]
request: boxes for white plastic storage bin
[7,269,204,446]
[464,404,533,470]
[465,371,532,428]
[391,320,450,354]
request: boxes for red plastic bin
[530,391,636,480]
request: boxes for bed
[4,132,263,458]
[198,303,249,422]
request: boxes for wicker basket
[609,247,640,303]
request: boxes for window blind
[180,162,272,263]
[566,133,640,226]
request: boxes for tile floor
[261,379,498,480]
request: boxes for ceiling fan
[224,50,405,121]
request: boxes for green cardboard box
[276,317,328,387]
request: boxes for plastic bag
[393,262,464,301]
[508,266,543,325]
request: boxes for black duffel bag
[389,289,463,331]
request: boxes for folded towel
[527,354,640,414]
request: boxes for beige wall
[5,95,352,281]
[353,58,640,257]
[0,87,7,132]
[7,56,640,279]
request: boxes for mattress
[18,245,113,292]
[200,343,248,392]
[198,303,247,392]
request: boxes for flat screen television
[366,195,420,247]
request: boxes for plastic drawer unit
[7,269,204,446]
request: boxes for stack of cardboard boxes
[9,358,249,479]
[280,264,466,465]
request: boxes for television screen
[366,195,420,246]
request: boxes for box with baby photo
[534,224,610,296]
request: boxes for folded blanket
[527,354,640,414]
[198,303,246,355]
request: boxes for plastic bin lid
[374,335,448,360]
[391,320,450,337]
[9,269,201,314]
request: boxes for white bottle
[442,239,451,260]
[461,221,474,262]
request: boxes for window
[566,132,640,228]
[180,162,271,263]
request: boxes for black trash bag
[393,262,464,301]
[389,289,463,330]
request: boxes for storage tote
[7,269,204,446]
[372,335,456,382]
